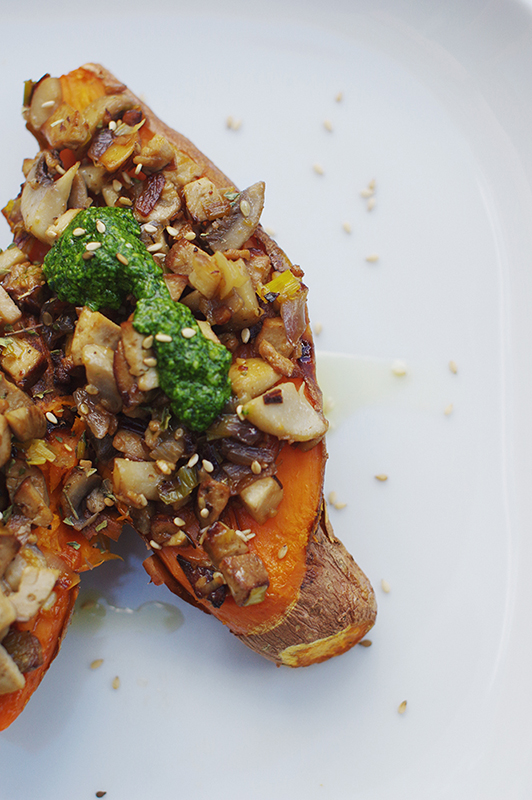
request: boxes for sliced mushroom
[0,643,25,695]
[21,156,80,244]
[0,531,19,579]
[60,467,102,523]
[203,182,265,251]
[82,344,122,413]
[202,521,269,607]
[26,76,63,131]
[229,357,281,404]
[2,629,43,674]
[0,415,12,468]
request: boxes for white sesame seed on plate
[90,659,104,670]
[313,322,323,335]
[323,119,333,132]
[335,91,343,102]
[112,676,120,690]
[342,222,352,234]
[381,579,391,593]
[398,700,408,714]
[375,474,388,482]
[449,360,458,374]
[367,196,376,211]
[313,163,325,175]
[181,327,196,339]
[392,359,407,377]
[444,403,454,416]
[366,253,380,263]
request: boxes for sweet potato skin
[78,64,378,666]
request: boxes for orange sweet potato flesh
[0,585,78,731]
[62,63,377,666]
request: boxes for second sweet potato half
[0,63,376,729]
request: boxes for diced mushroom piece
[0,644,25,695]
[149,514,189,547]
[213,251,261,327]
[229,357,281,403]
[112,429,150,461]
[4,404,46,442]
[112,458,164,504]
[9,566,60,622]
[113,340,147,409]
[219,553,269,606]
[168,150,203,187]
[182,177,231,222]
[82,344,122,413]
[0,286,22,325]
[204,182,265,252]
[2,629,43,673]
[0,246,27,277]
[239,476,284,524]
[0,337,46,388]
[163,274,188,302]
[166,239,221,299]
[41,103,91,151]
[13,477,53,527]
[0,415,12,468]
[82,94,137,139]
[256,316,294,358]
[71,307,122,366]
[242,382,328,443]
[197,478,231,527]
[0,531,19,579]
[27,76,63,131]
[0,592,16,638]
[78,164,107,194]
[133,134,175,172]
[60,467,102,522]
[21,157,80,244]
[202,521,249,564]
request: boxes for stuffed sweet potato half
[0,63,376,725]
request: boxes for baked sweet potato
[0,63,376,731]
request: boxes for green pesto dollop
[43,207,232,431]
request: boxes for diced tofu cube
[82,344,122,413]
[71,307,121,366]
[0,286,22,325]
[239,476,284,524]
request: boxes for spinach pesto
[43,207,232,431]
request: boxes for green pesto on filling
[43,207,232,431]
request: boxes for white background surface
[1,0,532,797]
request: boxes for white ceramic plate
[1,1,532,797]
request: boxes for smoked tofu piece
[0,338,46,388]
[0,286,22,325]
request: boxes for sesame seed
[323,119,333,131]
[187,453,199,468]
[150,539,162,550]
[368,179,376,191]
[85,241,102,252]
[112,676,120,690]
[366,253,379,263]
[109,120,117,131]
[398,700,407,714]
[314,322,323,335]
[251,460,262,475]
[122,171,132,185]
[112,179,122,192]
[142,335,154,349]
[143,357,157,367]
[181,327,196,338]
[42,311,53,326]
[90,659,104,670]
[118,196,133,206]
[82,252,94,261]
[49,119,64,128]
[73,227,86,236]
[156,460,173,475]
[41,99,55,108]
[116,252,129,266]
[173,516,186,527]
[278,545,288,559]
[55,164,66,175]
[166,226,180,237]
[240,199,251,217]
[313,163,324,175]
[360,188,374,198]
[96,219,106,234]
[79,403,90,415]
[381,579,391,593]
[342,222,352,234]
[375,474,388,482]
[367,196,376,211]
[241,328,250,343]
[226,115,242,130]
[392,359,407,376]
[335,91,343,102]
[104,497,114,507]
[45,411,58,424]
[236,404,245,421]
[147,242,163,252]
[144,223,157,233]
[449,360,458,374]
[64,444,73,452]
[134,162,143,175]
[444,403,454,416]
[328,491,338,506]
[358,639,372,647]
[202,459,214,473]
[155,333,173,343]
[200,508,210,518]
[183,230,196,241]
[334,501,347,510]
[245,531,256,541]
